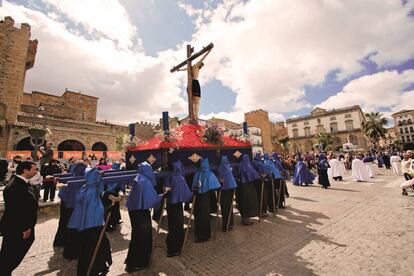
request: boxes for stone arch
[58,139,86,151]
[16,137,34,150]
[92,142,107,151]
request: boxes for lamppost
[28,104,48,161]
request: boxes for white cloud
[41,0,139,49]
[318,69,414,117]
[0,1,186,124]
[180,0,414,115]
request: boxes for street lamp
[28,104,48,161]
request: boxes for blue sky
[1,0,414,124]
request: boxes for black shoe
[402,189,408,196]
[167,252,181,258]
[285,193,290,198]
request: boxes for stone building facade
[378,127,397,149]
[245,109,287,153]
[286,105,368,153]
[392,109,414,149]
[0,17,129,157]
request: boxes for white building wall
[286,109,363,138]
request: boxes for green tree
[315,129,333,150]
[361,112,388,147]
[114,134,140,151]
[115,134,126,151]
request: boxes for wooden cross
[171,43,214,124]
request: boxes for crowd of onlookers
[273,150,413,178]
[0,152,126,202]
[272,149,414,195]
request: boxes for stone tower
[245,109,273,153]
[0,16,38,125]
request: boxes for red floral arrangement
[129,124,250,151]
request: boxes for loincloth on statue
[191,79,201,97]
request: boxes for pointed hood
[239,154,260,184]
[192,158,221,193]
[126,162,162,211]
[67,168,104,231]
[218,156,237,190]
[166,160,193,204]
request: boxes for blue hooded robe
[238,154,261,184]
[218,156,237,190]
[67,168,105,231]
[293,160,315,185]
[126,162,162,211]
[272,153,285,173]
[111,162,121,170]
[166,160,193,204]
[252,152,269,176]
[263,153,282,179]
[192,158,221,194]
[73,163,87,176]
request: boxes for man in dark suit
[0,161,39,275]
[38,142,54,167]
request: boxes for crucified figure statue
[178,49,211,121]
[171,43,214,124]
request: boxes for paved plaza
[4,169,414,276]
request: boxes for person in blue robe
[251,152,270,216]
[164,160,193,257]
[317,155,330,189]
[263,153,283,212]
[218,156,237,232]
[272,153,290,204]
[124,162,163,272]
[53,179,82,252]
[235,154,260,225]
[293,156,315,186]
[191,158,221,242]
[111,162,121,170]
[73,162,87,176]
[53,179,84,260]
[377,154,384,168]
[67,168,112,276]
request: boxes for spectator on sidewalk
[0,161,39,275]
[38,142,54,167]
[5,155,22,183]
[40,159,61,202]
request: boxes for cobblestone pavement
[4,168,414,276]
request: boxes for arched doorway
[58,140,86,151]
[92,142,107,151]
[16,137,34,150]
